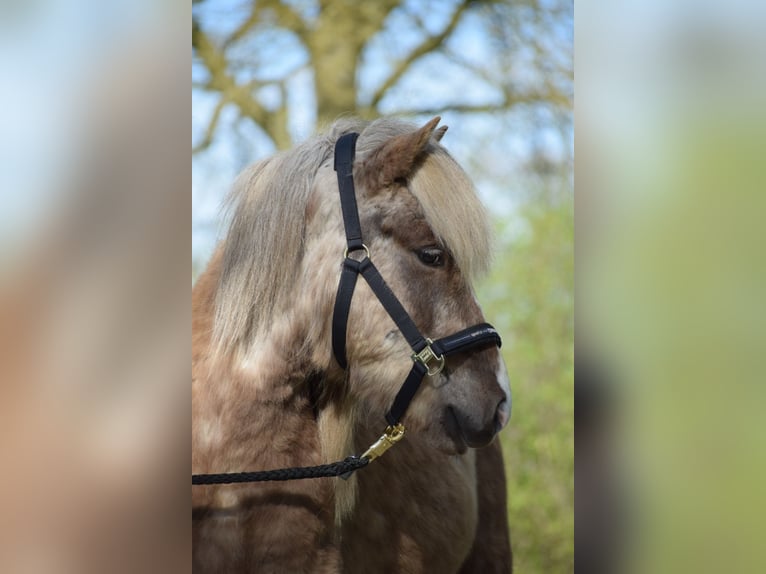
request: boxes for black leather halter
[331,132,502,441]
[191,133,504,484]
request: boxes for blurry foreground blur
[5,0,766,572]
[578,1,766,572]
[0,2,189,572]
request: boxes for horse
[192,117,513,573]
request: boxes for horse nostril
[495,398,510,432]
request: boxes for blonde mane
[213,118,492,356]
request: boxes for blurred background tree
[193,0,572,571]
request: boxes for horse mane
[213,117,492,357]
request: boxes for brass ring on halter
[343,244,370,261]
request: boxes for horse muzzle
[446,395,508,449]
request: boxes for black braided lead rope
[192,455,369,485]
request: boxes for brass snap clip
[361,423,406,462]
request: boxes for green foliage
[478,182,574,573]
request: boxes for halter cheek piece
[332,132,502,461]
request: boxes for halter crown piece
[331,132,502,463]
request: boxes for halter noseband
[332,132,502,462]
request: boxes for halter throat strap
[331,132,501,429]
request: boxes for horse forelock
[351,118,492,282]
[406,148,492,281]
[348,119,492,283]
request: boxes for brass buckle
[411,338,445,376]
[361,423,406,461]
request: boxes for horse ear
[359,117,441,190]
[434,125,448,141]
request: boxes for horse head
[213,117,510,457]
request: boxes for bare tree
[192,0,572,152]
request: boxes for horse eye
[416,247,445,267]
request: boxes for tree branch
[193,97,225,154]
[193,18,291,149]
[386,87,571,117]
[367,0,473,110]
[224,0,307,49]
[442,50,572,111]
[387,103,507,116]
